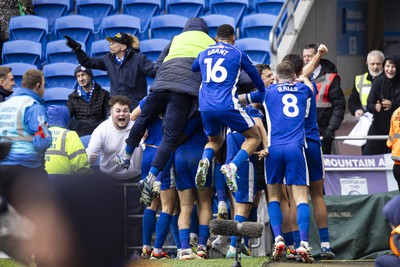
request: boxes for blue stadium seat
[150,15,188,40]
[210,0,248,27]
[91,40,110,57]
[201,14,235,38]
[240,13,278,40]
[140,38,169,62]
[1,63,38,88]
[32,0,73,34]
[43,62,77,89]
[54,15,94,55]
[43,87,74,108]
[254,0,283,15]
[122,0,162,37]
[2,40,42,68]
[46,40,86,64]
[76,0,116,33]
[99,15,141,39]
[92,69,110,87]
[8,15,48,60]
[166,0,205,18]
[235,38,270,64]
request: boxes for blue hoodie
[47,105,70,128]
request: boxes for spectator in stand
[66,65,109,136]
[365,55,400,155]
[0,0,35,63]
[65,32,156,110]
[348,50,385,119]
[44,105,91,175]
[0,66,15,102]
[303,43,346,154]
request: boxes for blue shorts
[141,146,174,190]
[201,109,255,137]
[174,144,212,191]
[265,143,309,186]
[305,139,324,182]
[231,160,256,203]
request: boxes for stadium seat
[43,87,74,108]
[122,0,162,36]
[46,40,86,64]
[91,40,110,58]
[201,14,235,38]
[1,40,42,68]
[99,15,141,39]
[166,0,205,18]
[210,0,248,26]
[235,38,270,64]
[140,38,169,62]
[43,62,78,89]
[254,0,284,15]
[1,63,38,88]
[92,69,110,87]
[32,0,73,34]
[150,15,188,40]
[240,13,278,40]
[76,0,116,33]
[54,15,94,55]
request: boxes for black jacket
[315,59,346,133]
[0,86,12,102]
[74,46,156,110]
[367,55,400,135]
[66,82,109,135]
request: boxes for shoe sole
[220,165,238,192]
[297,249,314,263]
[321,253,335,260]
[195,159,209,189]
[217,210,228,220]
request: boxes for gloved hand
[323,127,335,142]
[64,35,81,51]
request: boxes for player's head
[109,95,132,130]
[255,64,274,87]
[216,24,235,44]
[303,43,318,64]
[282,54,304,77]
[276,61,296,82]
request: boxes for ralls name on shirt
[207,48,229,56]
[277,85,298,92]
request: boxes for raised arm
[301,44,328,78]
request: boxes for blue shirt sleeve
[192,56,200,72]
[25,103,52,151]
[241,52,265,92]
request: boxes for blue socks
[232,149,250,169]
[190,205,199,236]
[154,212,172,249]
[249,206,258,222]
[202,148,215,163]
[319,227,330,243]
[142,209,156,246]
[283,232,294,247]
[268,201,283,238]
[293,230,300,248]
[199,225,210,247]
[230,215,247,247]
[170,215,181,249]
[179,228,191,249]
[149,166,160,177]
[214,163,227,202]
[297,203,310,243]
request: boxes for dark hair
[216,24,235,39]
[304,43,318,54]
[255,64,271,77]
[21,69,43,89]
[0,66,12,79]
[282,54,304,76]
[109,95,132,109]
[276,61,295,79]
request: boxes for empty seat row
[32,0,283,35]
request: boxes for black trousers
[126,91,193,171]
